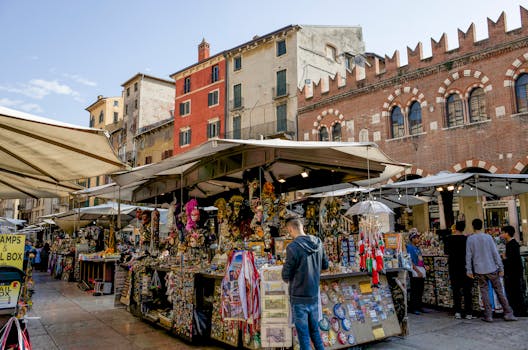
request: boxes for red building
[171,39,226,155]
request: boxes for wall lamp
[278,176,286,183]
[301,169,309,178]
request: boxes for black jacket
[282,235,329,304]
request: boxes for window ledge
[441,119,491,131]
[511,111,528,119]
[385,132,427,142]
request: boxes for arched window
[515,73,528,113]
[446,93,464,127]
[390,106,405,138]
[332,123,342,141]
[359,129,369,142]
[408,101,422,135]
[319,126,329,141]
[469,87,487,123]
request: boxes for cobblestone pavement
[19,272,528,350]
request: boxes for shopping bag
[0,317,31,350]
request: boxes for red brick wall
[174,59,226,155]
[298,6,528,179]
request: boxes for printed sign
[0,281,21,310]
[0,234,25,270]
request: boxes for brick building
[297,7,528,235]
[170,39,226,155]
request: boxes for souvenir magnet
[348,334,356,345]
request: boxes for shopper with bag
[466,218,517,322]
[406,230,426,315]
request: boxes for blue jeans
[292,302,324,350]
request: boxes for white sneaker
[465,315,473,320]
[455,313,462,319]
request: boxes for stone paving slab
[16,271,528,350]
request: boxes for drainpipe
[224,53,229,139]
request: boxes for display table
[119,260,409,349]
[78,258,119,294]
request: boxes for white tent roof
[112,139,408,201]
[0,106,127,198]
[71,180,148,201]
[384,172,528,197]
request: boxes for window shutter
[179,103,184,116]
[208,93,212,106]
[188,129,192,144]
[179,131,183,146]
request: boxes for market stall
[107,139,413,349]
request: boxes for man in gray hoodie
[466,218,517,322]
[282,217,328,350]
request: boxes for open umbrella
[345,200,394,216]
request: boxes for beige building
[135,118,174,167]
[85,95,125,205]
[224,25,365,140]
[121,73,174,166]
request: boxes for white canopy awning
[384,171,528,197]
[0,106,127,198]
[71,180,148,202]
[112,139,408,201]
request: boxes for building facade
[299,7,528,238]
[224,25,365,141]
[136,118,174,166]
[121,73,174,166]
[171,40,226,155]
[85,95,125,205]
[297,8,528,235]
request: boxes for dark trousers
[450,275,473,315]
[475,272,513,319]
[409,277,425,312]
[504,275,526,317]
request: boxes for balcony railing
[224,119,295,140]
[272,84,290,99]
[229,98,244,111]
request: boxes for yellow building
[135,118,174,167]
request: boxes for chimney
[198,38,210,62]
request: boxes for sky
[0,0,526,127]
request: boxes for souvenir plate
[320,292,329,305]
[328,330,337,346]
[334,303,346,319]
[342,318,352,331]
[330,317,340,332]
[318,315,330,331]
[348,334,356,345]
[321,332,330,347]
[338,331,347,345]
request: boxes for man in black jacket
[500,225,527,316]
[282,217,328,350]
